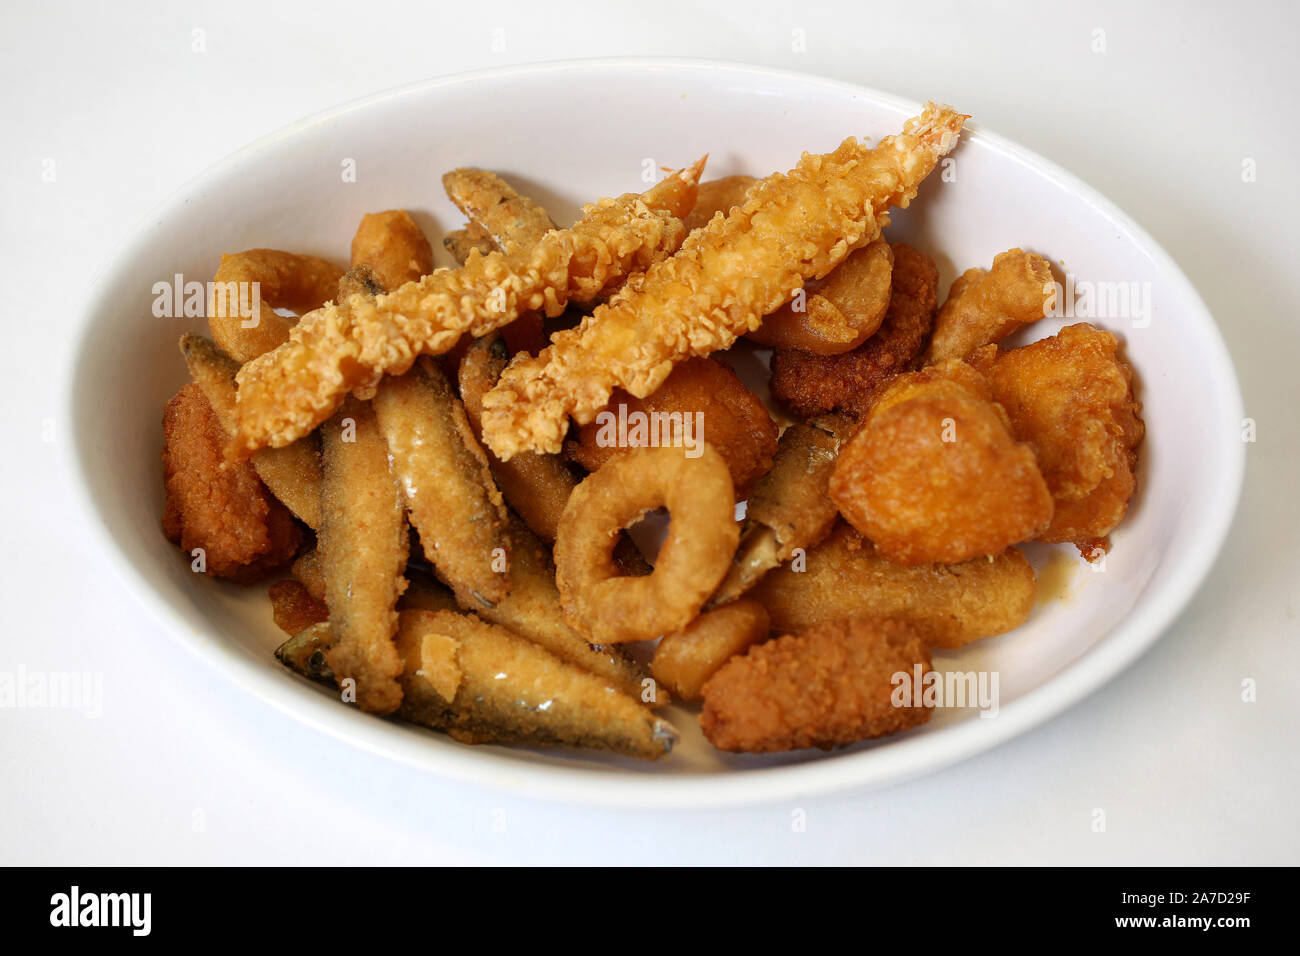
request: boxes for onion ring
[555,445,738,643]
[208,249,343,362]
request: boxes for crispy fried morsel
[373,357,511,608]
[748,238,894,354]
[830,360,1053,565]
[700,617,932,753]
[753,523,1036,648]
[208,249,344,362]
[161,384,301,582]
[232,160,705,456]
[968,323,1144,556]
[769,243,939,418]
[459,334,577,543]
[481,105,965,459]
[349,210,434,291]
[179,334,322,528]
[291,547,325,603]
[652,600,770,703]
[556,446,739,644]
[924,248,1054,363]
[442,168,557,253]
[566,357,779,495]
[320,396,409,715]
[708,413,855,607]
[483,517,648,697]
[682,175,757,233]
[268,579,329,635]
[442,225,495,265]
[277,611,677,758]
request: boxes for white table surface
[2,0,1295,865]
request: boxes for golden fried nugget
[652,600,769,702]
[442,168,557,253]
[753,523,1036,648]
[349,210,434,291]
[830,360,1053,565]
[320,396,409,715]
[459,334,577,543]
[969,323,1143,556]
[268,579,330,635]
[924,248,1054,363]
[748,238,893,354]
[232,160,705,456]
[709,414,854,607]
[700,617,932,753]
[566,357,779,495]
[179,334,322,528]
[483,106,965,459]
[161,384,302,583]
[769,243,939,418]
[208,249,344,362]
[373,357,511,608]
[682,175,757,232]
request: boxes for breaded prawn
[231,161,706,456]
[480,104,966,459]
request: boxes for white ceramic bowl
[61,58,1244,807]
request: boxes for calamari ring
[747,237,894,354]
[555,445,738,644]
[208,249,344,362]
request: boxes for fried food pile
[159,103,1144,759]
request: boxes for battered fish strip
[707,413,854,608]
[458,334,577,543]
[179,333,322,528]
[480,103,966,459]
[231,160,706,456]
[753,523,1036,649]
[442,168,557,253]
[372,357,511,608]
[319,396,409,715]
[769,243,939,419]
[276,611,677,759]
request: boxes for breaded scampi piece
[769,243,938,419]
[969,323,1144,557]
[207,249,344,362]
[319,396,409,715]
[700,617,932,753]
[652,599,770,703]
[830,359,1053,565]
[682,175,757,233]
[748,237,894,354]
[373,357,511,608]
[268,579,329,635]
[276,612,677,759]
[708,413,855,607]
[565,356,780,495]
[179,334,322,528]
[481,104,965,459]
[442,168,557,253]
[349,210,435,290]
[924,248,1054,363]
[231,161,706,456]
[752,523,1036,648]
[459,334,577,543]
[162,383,302,582]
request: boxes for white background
[2,0,1296,864]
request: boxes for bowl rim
[59,56,1246,808]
